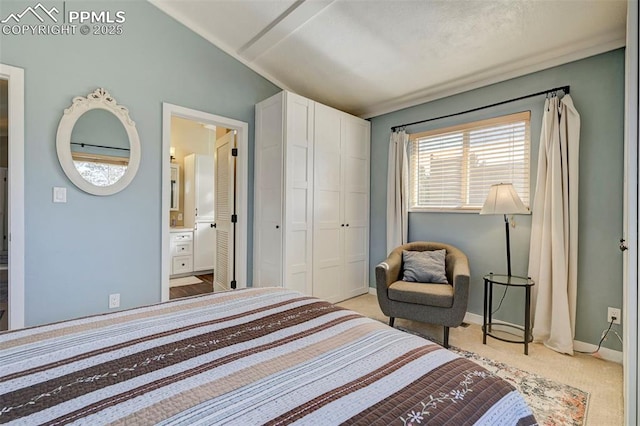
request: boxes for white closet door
[312,103,344,303]
[195,155,215,221]
[254,95,284,287]
[284,93,314,295]
[214,131,235,291]
[342,116,370,299]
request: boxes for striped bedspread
[0,288,536,425]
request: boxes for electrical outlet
[109,293,120,309]
[607,307,621,325]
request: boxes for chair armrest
[375,250,402,316]
[376,251,402,289]
[450,251,470,323]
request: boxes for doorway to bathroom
[161,103,249,301]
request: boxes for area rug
[451,347,589,426]
[169,276,203,287]
[395,327,589,426]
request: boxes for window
[72,153,128,187]
[408,111,530,211]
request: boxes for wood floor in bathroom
[169,273,214,300]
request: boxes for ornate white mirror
[56,88,141,196]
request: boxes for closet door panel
[260,226,282,286]
[342,116,370,297]
[254,94,284,287]
[284,93,314,295]
[313,103,343,302]
[312,262,342,303]
[343,254,367,298]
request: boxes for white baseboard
[463,312,623,363]
[573,340,623,363]
[368,287,377,296]
[464,312,484,325]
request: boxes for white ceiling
[150,0,627,118]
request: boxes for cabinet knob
[346,224,349,227]
[276,225,279,229]
[341,224,344,227]
[211,223,216,228]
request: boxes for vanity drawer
[171,232,193,242]
[172,241,193,256]
[172,255,193,275]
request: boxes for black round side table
[482,273,535,355]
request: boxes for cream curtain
[529,94,581,355]
[386,130,409,255]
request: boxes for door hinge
[620,238,629,252]
[230,280,237,289]
[231,148,238,157]
[231,214,237,223]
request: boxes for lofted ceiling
[150,0,627,118]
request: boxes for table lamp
[480,183,529,276]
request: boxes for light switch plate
[53,187,67,203]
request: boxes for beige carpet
[337,293,623,426]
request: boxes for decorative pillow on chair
[401,249,449,284]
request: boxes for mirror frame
[56,88,141,196]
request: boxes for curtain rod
[390,85,570,132]
[71,142,130,151]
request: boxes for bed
[0,288,536,425]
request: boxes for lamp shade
[479,183,528,215]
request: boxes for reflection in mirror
[70,109,130,187]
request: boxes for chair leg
[389,317,395,327]
[443,326,450,348]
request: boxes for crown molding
[357,31,626,119]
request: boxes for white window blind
[408,111,530,211]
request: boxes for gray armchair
[375,242,470,348]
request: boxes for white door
[254,95,284,287]
[313,103,344,303]
[214,131,235,291]
[342,117,370,299]
[283,93,314,295]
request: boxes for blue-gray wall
[0,0,280,326]
[369,49,625,350]
[0,0,625,352]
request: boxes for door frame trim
[161,103,248,301]
[623,1,639,423]
[0,64,25,329]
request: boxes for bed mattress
[0,288,536,425]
